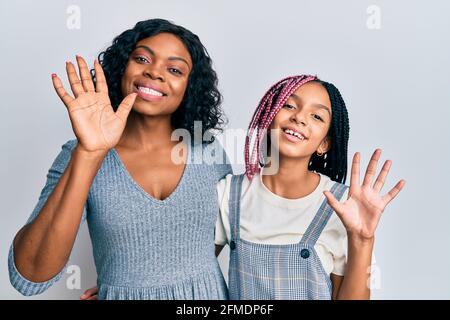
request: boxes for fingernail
[94,59,98,64]
[51,73,57,78]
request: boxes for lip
[281,126,308,141]
[282,130,304,143]
[133,80,167,102]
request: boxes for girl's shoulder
[216,172,257,201]
[317,173,349,200]
[216,173,252,217]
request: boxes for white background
[1,0,449,299]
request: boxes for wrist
[74,145,108,161]
[347,232,375,246]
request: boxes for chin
[277,143,311,159]
[132,103,164,116]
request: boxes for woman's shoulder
[48,139,79,170]
[199,137,228,159]
[190,138,232,180]
[61,138,78,151]
[54,139,114,172]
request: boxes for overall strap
[300,182,348,246]
[228,174,245,243]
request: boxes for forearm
[13,146,107,282]
[336,235,374,300]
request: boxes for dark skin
[12,32,194,284]
[116,33,193,200]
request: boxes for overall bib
[227,174,347,300]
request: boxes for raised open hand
[324,149,405,240]
[52,55,137,152]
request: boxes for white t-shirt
[215,172,349,276]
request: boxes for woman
[8,19,231,300]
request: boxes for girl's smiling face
[270,81,333,160]
[120,32,192,117]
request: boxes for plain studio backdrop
[1,0,449,299]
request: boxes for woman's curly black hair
[90,19,226,143]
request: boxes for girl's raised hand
[52,55,137,153]
[324,149,405,241]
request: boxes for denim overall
[227,174,347,300]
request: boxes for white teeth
[284,129,304,140]
[138,86,163,96]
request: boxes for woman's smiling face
[120,32,193,117]
[270,81,333,159]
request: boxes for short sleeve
[214,174,233,246]
[330,187,349,276]
[8,139,89,296]
[331,231,348,276]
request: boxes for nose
[144,63,165,82]
[290,109,307,126]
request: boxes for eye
[283,103,295,110]
[312,114,323,122]
[134,56,149,64]
[169,68,183,76]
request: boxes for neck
[118,110,178,151]
[262,155,319,199]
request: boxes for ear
[317,136,331,154]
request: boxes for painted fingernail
[51,73,57,78]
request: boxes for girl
[213,75,405,300]
[8,19,231,300]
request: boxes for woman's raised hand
[52,55,137,153]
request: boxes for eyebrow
[290,93,331,115]
[134,45,191,69]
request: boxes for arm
[331,274,344,300]
[13,146,106,282]
[10,56,136,291]
[331,237,374,300]
[325,149,405,300]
